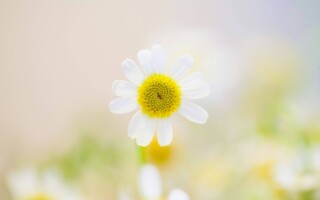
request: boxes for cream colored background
[1,0,319,198]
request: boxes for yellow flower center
[27,194,52,200]
[138,74,181,118]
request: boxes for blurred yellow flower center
[144,138,172,165]
[138,74,181,118]
[27,194,52,200]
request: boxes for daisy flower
[139,164,190,200]
[6,167,82,200]
[109,45,210,146]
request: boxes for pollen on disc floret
[138,74,182,118]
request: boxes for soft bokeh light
[1,0,319,199]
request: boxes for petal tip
[136,140,150,147]
[108,101,116,113]
[199,113,209,124]
[109,97,137,114]
[158,141,171,147]
[179,102,209,124]
[121,58,132,68]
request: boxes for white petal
[139,164,162,199]
[179,102,208,124]
[43,169,67,197]
[6,168,39,198]
[157,119,173,146]
[179,71,204,91]
[136,117,156,146]
[151,45,166,73]
[183,83,211,99]
[171,55,194,79]
[112,80,137,97]
[121,59,144,85]
[109,97,137,114]
[168,189,190,200]
[128,111,144,139]
[138,49,154,75]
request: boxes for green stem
[136,146,146,166]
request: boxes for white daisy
[109,45,210,146]
[139,164,190,200]
[6,167,82,200]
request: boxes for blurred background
[0,0,319,199]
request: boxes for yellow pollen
[138,74,181,118]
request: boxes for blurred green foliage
[47,134,128,180]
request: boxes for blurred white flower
[272,148,320,192]
[109,45,210,146]
[139,164,189,200]
[6,167,82,200]
[273,164,317,191]
[167,189,190,200]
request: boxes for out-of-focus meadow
[0,0,319,199]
